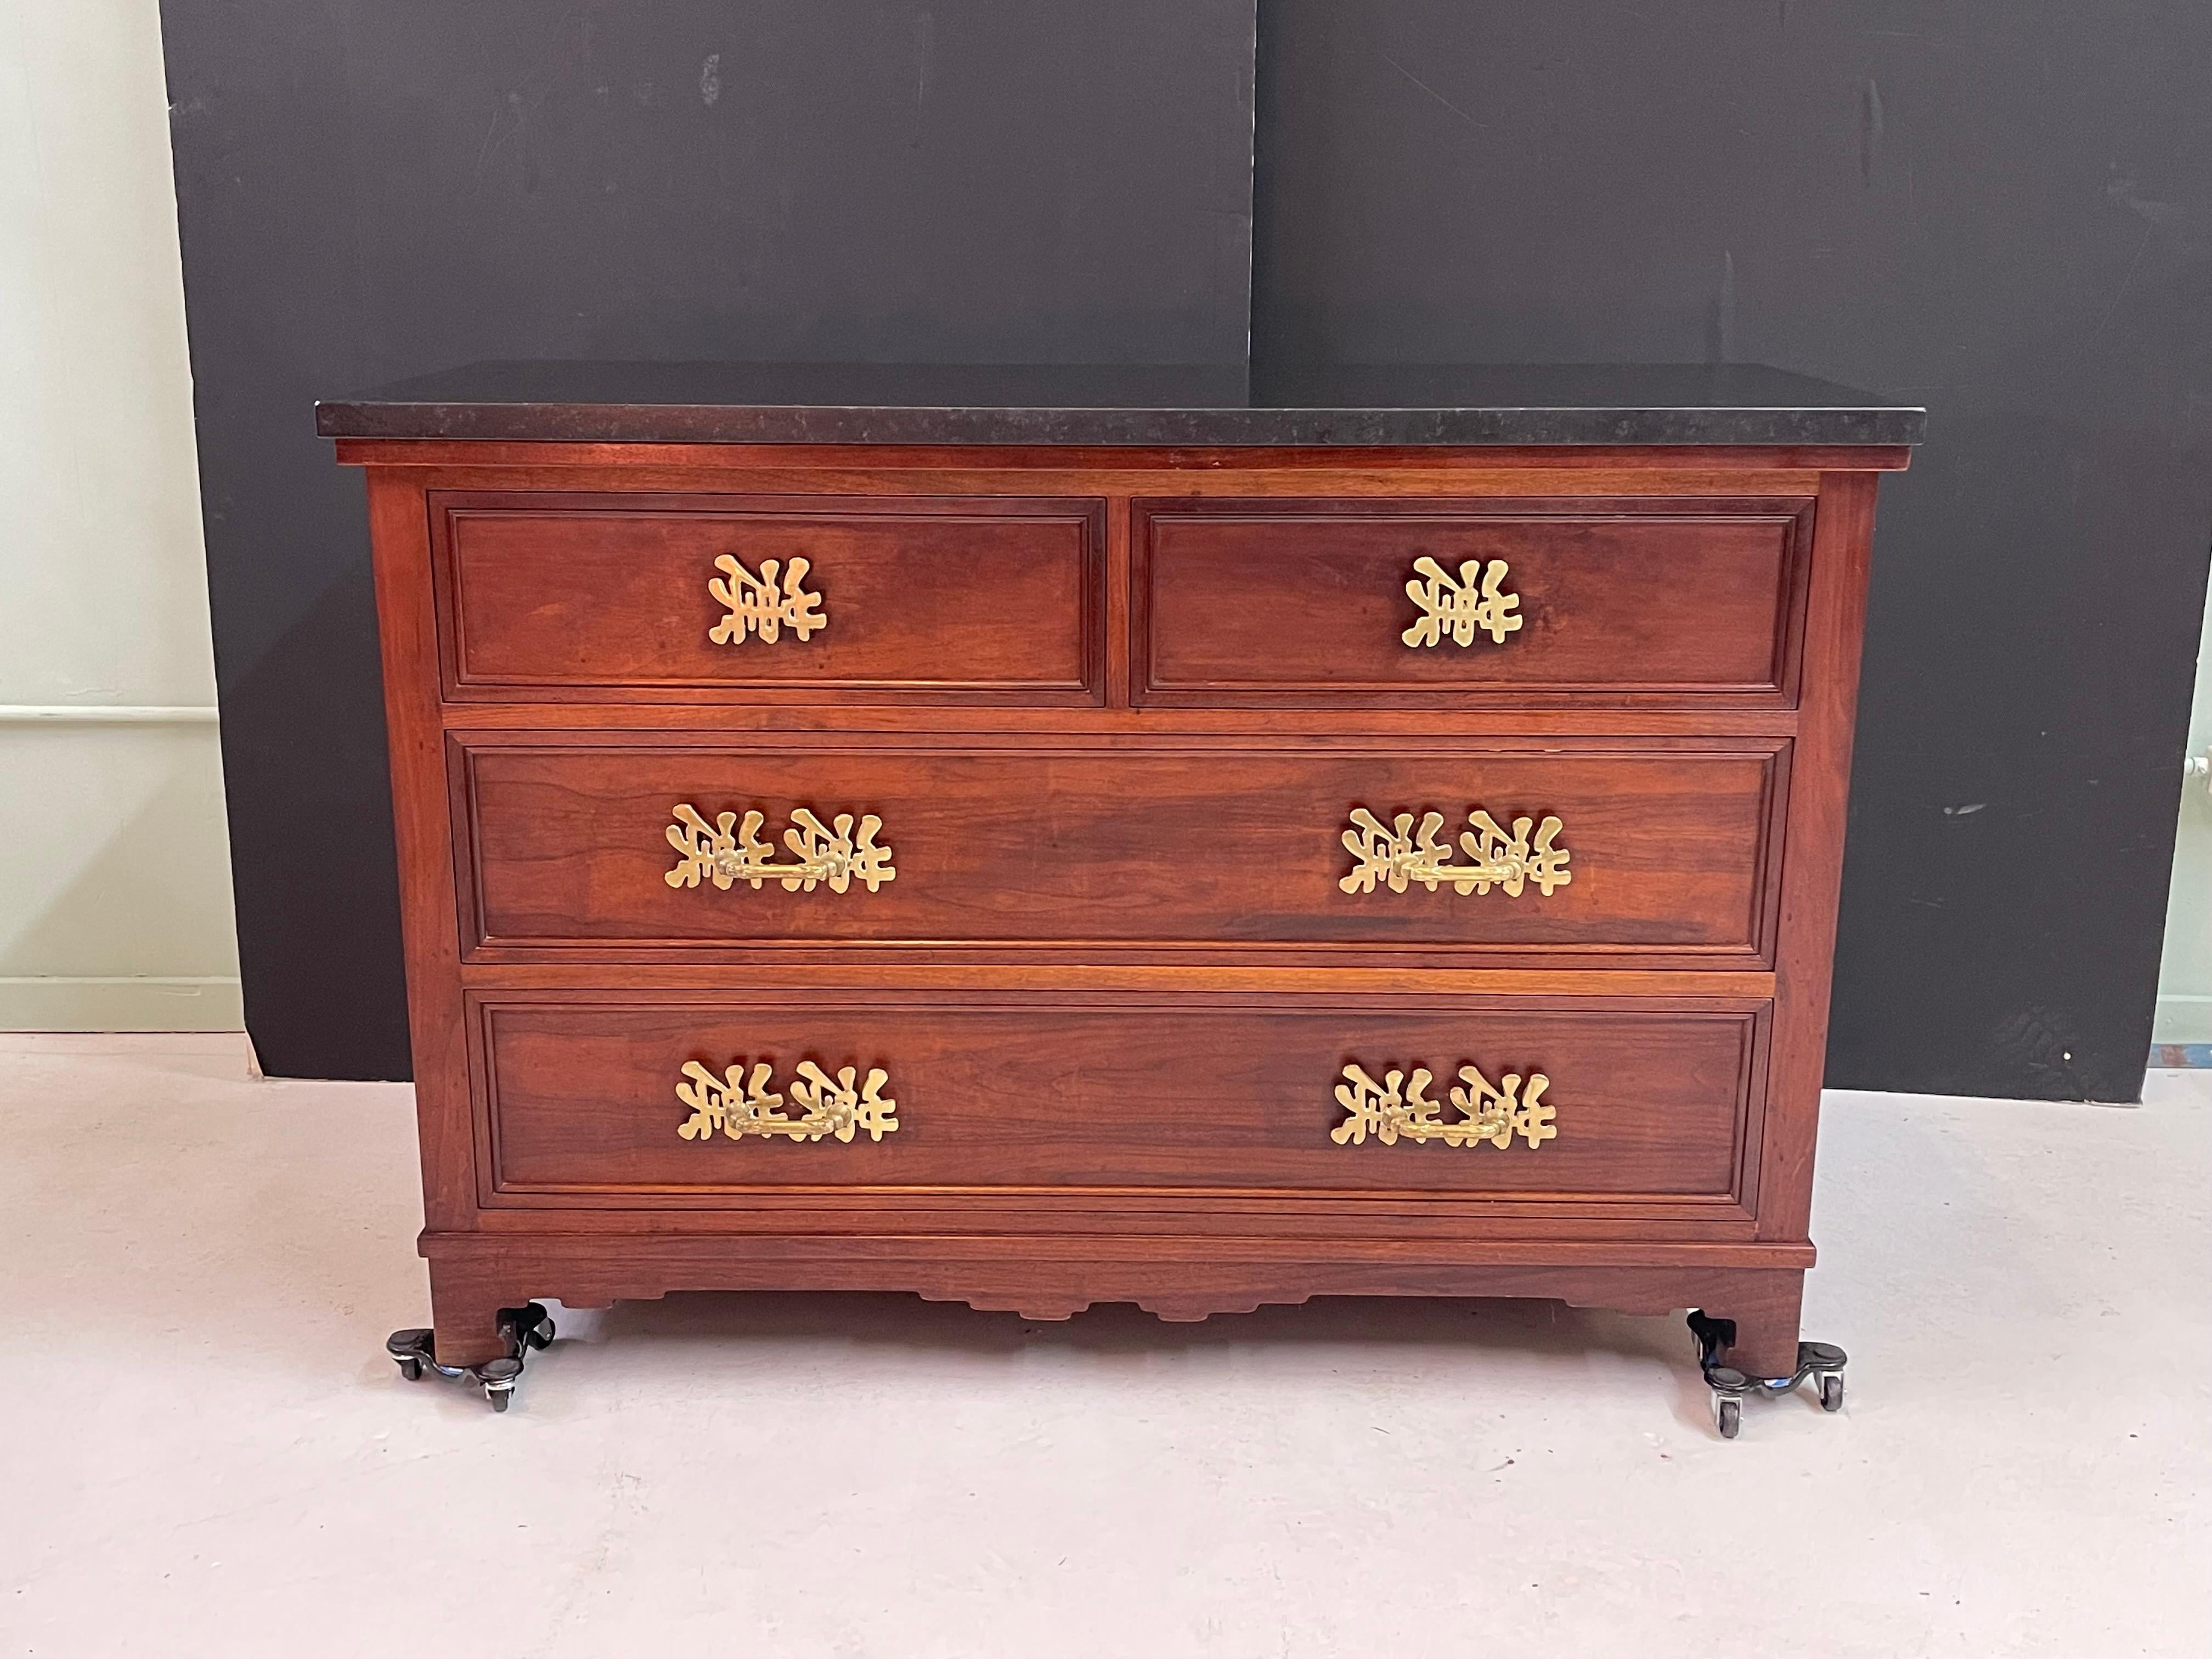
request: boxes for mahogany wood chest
[321,362,1922,1419]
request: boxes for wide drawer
[475,993,1764,1203]
[431,492,1105,703]
[455,737,1785,964]
[1134,497,1814,707]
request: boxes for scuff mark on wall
[915,12,934,115]
[1707,251,1736,363]
[473,90,527,177]
[1378,52,1489,132]
[1860,79,1884,185]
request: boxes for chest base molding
[417,1227,1813,1359]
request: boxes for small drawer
[432,492,1105,703]
[475,992,1763,1205]
[454,735,1785,967]
[1133,497,1813,707]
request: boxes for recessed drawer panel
[456,737,1784,966]
[477,993,1763,1203]
[433,492,1105,703]
[1135,497,1813,707]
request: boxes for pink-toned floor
[4,1032,2205,1657]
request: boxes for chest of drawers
[322,362,1921,1418]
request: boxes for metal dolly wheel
[1688,1309,1847,1440]
[386,1302,555,1412]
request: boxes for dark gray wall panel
[1253,1,2212,1100]
[162,1,1257,1078]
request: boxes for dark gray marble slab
[318,360,1925,447]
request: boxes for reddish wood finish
[456,737,1784,963]
[476,992,1762,1201]
[1136,496,1812,707]
[435,492,1104,703]
[341,438,1902,1381]
[415,1231,1813,1361]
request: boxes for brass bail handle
[1331,1062,1557,1149]
[665,804,895,894]
[678,1058,899,1143]
[1339,806,1570,898]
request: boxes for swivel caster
[383,1304,555,1412]
[386,1327,435,1384]
[1688,1311,1848,1440]
[516,1304,556,1352]
[481,1356,521,1412]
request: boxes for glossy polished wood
[436,492,1104,703]
[476,992,1763,1201]
[343,435,1903,1384]
[457,737,1784,962]
[1137,496,1812,707]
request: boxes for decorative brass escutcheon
[1339,806,1570,897]
[664,803,895,893]
[1331,1062,1555,1149]
[708,553,826,646]
[1402,555,1521,648]
[678,1058,899,1143]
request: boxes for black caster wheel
[1714,1396,1741,1439]
[480,1355,522,1413]
[387,1328,435,1382]
[503,1302,556,1351]
[1819,1372,1844,1413]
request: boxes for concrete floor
[2,1034,2206,1657]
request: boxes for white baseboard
[0,975,244,1032]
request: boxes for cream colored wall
[0,2,240,1029]
[2155,579,2212,1043]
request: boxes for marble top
[317,360,1926,447]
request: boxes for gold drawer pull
[678,1058,899,1143]
[1332,1063,1555,1149]
[708,554,826,645]
[1340,806,1569,897]
[665,803,895,893]
[1402,556,1521,648]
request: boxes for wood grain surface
[458,737,1784,961]
[477,993,1762,1201]
[436,492,1104,702]
[1138,496,1812,706]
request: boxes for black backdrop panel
[161,2,1259,1079]
[1252,2,2212,1101]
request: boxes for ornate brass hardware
[708,554,826,645]
[1340,806,1570,897]
[665,803,895,893]
[1402,556,1521,648]
[678,1058,899,1143]
[1331,1062,1555,1149]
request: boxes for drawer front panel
[434,492,1105,702]
[459,739,1783,962]
[479,995,1762,1201]
[1136,497,1812,706]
